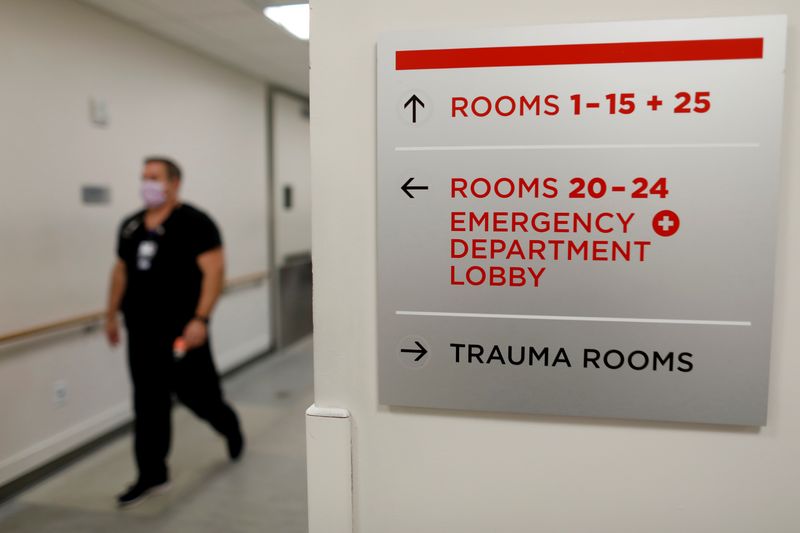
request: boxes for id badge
[137,240,158,271]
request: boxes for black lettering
[529,347,549,365]
[450,343,466,363]
[653,351,675,371]
[468,344,484,364]
[553,348,572,367]
[583,349,601,368]
[508,347,525,365]
[678,352,694,372]
[604,349,625,369]
[628,350,649,371]
[486,345,506,365]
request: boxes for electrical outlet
[53,380,68,407]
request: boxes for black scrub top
[116,203,222,332]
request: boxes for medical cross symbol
[652,210,680,237]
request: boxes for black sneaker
[116,479,170,508]
[226,429,245,462]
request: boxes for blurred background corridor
[0,0,312,530]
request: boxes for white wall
[273,91,312,266]
[0,0,271,486]
[309,1,800,532]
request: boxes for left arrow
[400,341,428,362]
[401,177,429,199]
[403,94,425,123]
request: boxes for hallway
[0,337,313,533]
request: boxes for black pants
[126,329,241,484]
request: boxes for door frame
[267,84,311,349]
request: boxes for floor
[0,336,314,533]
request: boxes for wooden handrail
[224,271,270,291]
[0,271,270,345]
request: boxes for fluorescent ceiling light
[264,3,309,40]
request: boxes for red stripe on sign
[395,38,763,70]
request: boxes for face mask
[141,181,167,208]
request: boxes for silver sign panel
[377,16,786,425]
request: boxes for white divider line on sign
[395,142,760,152]
[395,310,752,327]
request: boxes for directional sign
[401,177,429,199]
[377,16,787,425]
[401,341,428,362]
[404,94,425,123]
[397,335,430,369]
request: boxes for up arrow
[401,341,428,362]
[401,177,428,199]
[403,94,424,123]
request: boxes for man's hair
[145,156,182,181]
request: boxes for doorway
[268,88,312,348]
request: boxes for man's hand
[183,319,208,350]
[106,315,120,347]
[106,259,126,348]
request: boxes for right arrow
[403,94,425,123]
[401,341,428,362]
[401,177,429,199]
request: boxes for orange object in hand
[173,337,187,359]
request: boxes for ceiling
[77,0,309,94]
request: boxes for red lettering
[520,95,540,116]
[592,241,609,261]
[451,239,468,259]
[543,177,558,198]
[452,97,468,117]
[493,212,508,232]
[495,95,516,116]
[595,213,614,233]
[469,212,489,231]
[529,240,546,260]
[472,239,487,259]
[511,212,528,233]
[509,267,526,287]
[544,95,559,115]
[451,95,560,118]
[490,240,505,257]
[634,241,650,261]
[467,266,487,285]
[471,96,492,117]
[451,177,467,198]
[450,265,464,285]
[495,178,514,198]
[451,211,466,232]
[472,177,490,198]
[528,267,545,287]
[507,240,524,259]
[567,240,588,261]
[489,267,506,286]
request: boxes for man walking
[105,157,244,507]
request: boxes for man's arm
[105,259,127,346]
[183,247,225,349]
